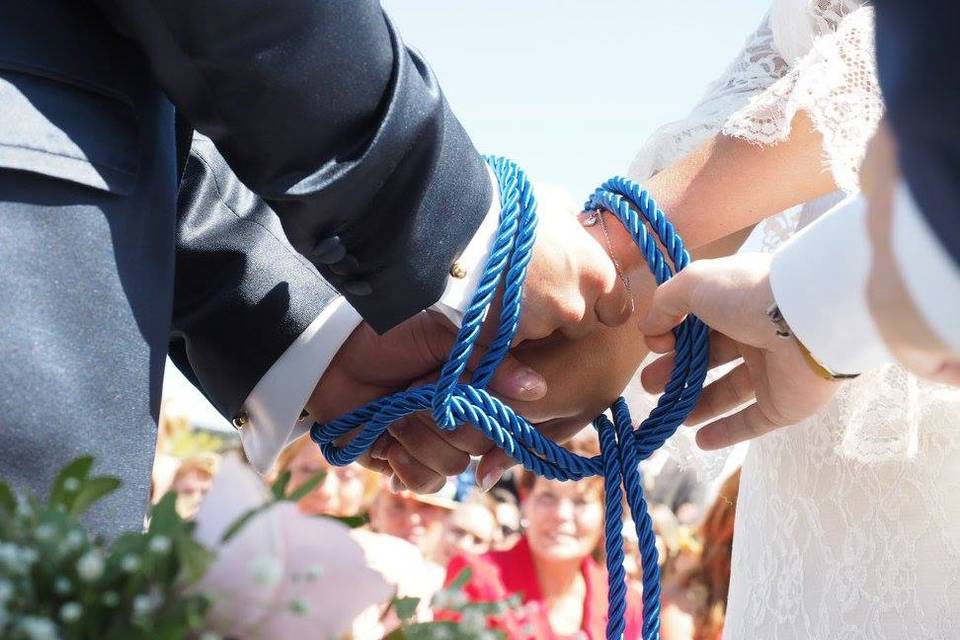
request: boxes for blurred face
[523,478,603,564]
[173,469,213,520]
[438,503,496,563]
[369,491,450,550]
[286,445,366,517]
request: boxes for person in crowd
[273,437,378,518]
[433,495,498,566]
[660,469,740,640]
[441,434,643,639]
[171,453,220,520]
[367,477,456,557]
[489,488,523,551]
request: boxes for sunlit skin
[285,443,367,517]
[435,502,497,565]
[172,468,213,520]
[368,489,451,552]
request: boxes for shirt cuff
[431,165,502,326]
[891,180,960,354]
[238,298,362,474]
[769,194,893,375]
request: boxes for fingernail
[478,468,504,493]
[389,475,406,494]
[517,369,547,399]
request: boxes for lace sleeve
[628,12,790,180]
[722,2,881,194]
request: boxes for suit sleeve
[93,0,492,331]
[169,134,335,420]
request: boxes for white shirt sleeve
[238,169,502,474]
[769,194,893,375]
[891,180,960,354]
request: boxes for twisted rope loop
[312,158,709,640]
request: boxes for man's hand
[513,186,634,342]
[305,311,548,477]
[639,255,842,449]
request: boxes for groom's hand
[510,186,634,342]
[305,311,548,477]
[639,254,841,449]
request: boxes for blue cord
[312,157,709,640]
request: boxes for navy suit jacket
[874,0,960,266]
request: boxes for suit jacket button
[342,280,373,296]
[313,236,347,264]
[329,254,360,276]
[231,412,248,431]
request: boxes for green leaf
[149,492,181,535]
[387,622,491,640]
[0,480,15,514]
[327,514,367,529]
[285,469,326,503]
[221,504,270,544]
[69,476,121,516]
[393,596,421,622]
[270,470,291,500]
[449,567,473,591]
[49,455,95,509]
[175,535,213,585]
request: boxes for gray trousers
[0,72,176,534]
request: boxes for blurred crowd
[153,401,739,640]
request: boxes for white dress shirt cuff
[239,299,362,474]
[769,194,893,375]
[239,170,502,473]
[432,165,502,326]
[891,180,960,354]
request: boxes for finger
[487,353,548,401]
[639,269,698,337]
[640,332,743,394]
[644,332,676,354]
[475,447,519,493]
[684,361,755,426]
[356,453,392,477]
[388,413,471,477]
[695,402,785,450]
[594,274,633,329]
[386,443,447,494]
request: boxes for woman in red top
[443,435,643,639]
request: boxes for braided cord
[312,157,709,640]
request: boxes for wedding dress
[627,1,960,637]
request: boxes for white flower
[101,591,119,607]
[63,530,84,551]
[250,555,282,588]
[148,536,171,554]
[76,551,104,582]
[199,633,222,640]
[63,477,80,492]
[433,626,452,640]
[0,544,33,575]
[59,602,82,623]
[15,616,59,640]
[0,606,8,630]
[121,554,141,572]
[132,594,157,616]
[460,608,487,634]
[288,598,309,616]
[53,577,72,595]
[0,580,12,604]
[34,525,55,542]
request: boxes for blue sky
[382,0,770,196]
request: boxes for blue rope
[311,157,709,640]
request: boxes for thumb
[475,447,518,493]
[639,267,701,337]
[487,353,548,402]
[594,274,633,329]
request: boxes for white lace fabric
[626,1,960,637]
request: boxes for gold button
[449,262,467,279]
[231,413,248,430]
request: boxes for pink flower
[194,455,391,639]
